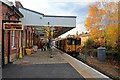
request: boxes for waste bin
[97,47,106,61]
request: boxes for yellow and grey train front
[64,38,72,53]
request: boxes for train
[55,34,81,57]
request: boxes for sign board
[4,23,23,30]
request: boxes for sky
[9,0,94,38]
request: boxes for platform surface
[2,48,84,79]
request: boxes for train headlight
[77,47,81,51]
[68,47,70,51]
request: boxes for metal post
[2,20,4,67]
[8,30,10,63]
[49,27,53,58]
[47,22,53,58]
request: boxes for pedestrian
[41,43,44,51]
[37,41,41,49]
[47,42,49,51]
[43,43,46,51]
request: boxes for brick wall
[15,31,20,53]
[25,27,33,48]
[0,2,2,44]
[0,2,2,66]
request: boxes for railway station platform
[2,47,111,80]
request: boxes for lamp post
[47,22,53,58]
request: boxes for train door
[75,38,81,53]
[71,38,76,52]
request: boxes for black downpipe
[7,19,11,63]
[8,30,10,63]
[2,20,4,67]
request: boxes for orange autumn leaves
[106,25,118,48]
[84,2,119,48]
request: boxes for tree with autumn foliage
[84,2,119,49]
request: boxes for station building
[0,0,23,65]
[0,0,76,66]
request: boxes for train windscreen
[76,39,81,45]
[67,38,72,45]
[72,39,75,45]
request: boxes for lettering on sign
[4,23,23,30]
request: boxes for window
[72,39,75,45]
[76,39,81,45]
[67,38,72,45]
[12,31,15,48]
[40,34,44,36]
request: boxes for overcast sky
[9,0,95,38]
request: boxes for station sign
[4,23,23,30]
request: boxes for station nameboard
[4,23,23,30]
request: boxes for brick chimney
[15,0,23,8]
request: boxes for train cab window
[76,39,81,45]
[72,40,75,45]
[67,38,72,45]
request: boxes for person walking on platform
[37,41,42,49]
[41,43,44,51]
[43,43,46,51]
[47,42,50,51]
